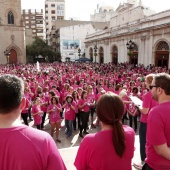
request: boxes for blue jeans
[65,119,73,136]
[139,122,147,161]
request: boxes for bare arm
[78,103,86,109]
[139,107,149,114]
[70,104,76,111]
[154,143,170,160]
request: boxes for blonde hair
[145,74,155,85]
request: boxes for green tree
[26,37,60,63]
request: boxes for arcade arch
[155,41,169,68]
[111,45,118,65]
[98,47,104,64]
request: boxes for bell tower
[0,0,26,64]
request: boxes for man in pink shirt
[0,74,66,170]
[143,73,170,170]
[134,74,158,169]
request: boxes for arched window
[8,11,14,24]
[156,41,169,51]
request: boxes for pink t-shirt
[31,105,42,125]
[74,125,135,170]
[95,93,101,102]
[145,102,170,169]
[127,103,138,116]
[22,98,30,114]
[87,93,96,108]
[78,99,90,112]
[0,126,66,170]
[140,91,158,123]
[40,97,48,112]
[64,101,77,120]
[48,104,62,122]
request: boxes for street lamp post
[126,40,134,52]
[126,40,137,66]
[4,50,10,64]
[78,48,81,59]
[94,45,98,63]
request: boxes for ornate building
[85,0,170,68]
[0,0,26,64]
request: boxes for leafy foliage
[127,51,133,56]
[26,37,60,63]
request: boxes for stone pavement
[28,118,141,170]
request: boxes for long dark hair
[96,92,125,157]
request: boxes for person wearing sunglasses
[134,74,158,169]
[143,73,170,170]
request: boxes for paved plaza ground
[28,118,141,170]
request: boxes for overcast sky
[21,0,170,20]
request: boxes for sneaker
[67,134,71,138]
[83,131,89,134]
[133,161,144,170]
[79,133,84,138]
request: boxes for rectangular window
[51,4,55,7]
[52,17,55,20]
[51,10,55,14]
[52,26,56,30]
[57,4,64,10]
[37,29,43,32]
[57,10,64,16]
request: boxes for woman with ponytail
[74,92,135,170]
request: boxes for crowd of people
[0,62,170,170]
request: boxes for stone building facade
[50,20,108,62]
[85,1,170,68]
[0,0,26,64]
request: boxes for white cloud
[21,0,170,20]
